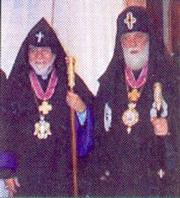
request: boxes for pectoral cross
[39,101,52,115]
[158,169,165,178]
[128,89,140,102]
[35,31,44,43]
[124,12,137,30]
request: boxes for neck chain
[29,68,58,101]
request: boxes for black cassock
[0,69,7,153]
[90,7,178,197]
[5,18,94,197]
[7,71,93,197]
[92,61,178,197]
[0,69,16,171]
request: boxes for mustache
[124,47,141,54]
[123,45,149,70]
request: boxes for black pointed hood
[26,17,61,52]
[98,6,171,95]
[9,17,67,81]
[117,6,150,36]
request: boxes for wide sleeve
[72,74,95,157]
[76,107,94,157]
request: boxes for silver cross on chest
[124,12,137,30]
[35,31,44,43]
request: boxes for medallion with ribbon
[29,68,58,139]
[122,65,148,134]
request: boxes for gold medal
[34,115,52,139]
[122,103,139,134]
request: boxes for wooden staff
[153,82,166,195]
[67,57,78,197]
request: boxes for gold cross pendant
[38,101,52,115]
[128,89,140,102]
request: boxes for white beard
[29,55,56,80]
[123,44,149,70]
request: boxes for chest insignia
[104,103,112,132]
[34,115,52,139]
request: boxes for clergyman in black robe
[0,69,7,154]
[91,6,178,197]
[4,18,94,197]
[0,69,16,197]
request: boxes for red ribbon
[29,68,58,101]
[125,65,148,89]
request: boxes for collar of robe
[29,68,58,101]
[125,64,148,89]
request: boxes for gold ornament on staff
[66,56,78,197]
[67,57,76,89]
[154,82,163,111]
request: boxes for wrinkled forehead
[120,31,149,48]
[28,45,53,53]
[121,31,149,40]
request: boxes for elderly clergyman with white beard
[4,18,94,197]
[92,6,178,197]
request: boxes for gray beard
[40,66,53,80]
[29,56,56,80]
[123,44,149,70]
[30,64,53,80]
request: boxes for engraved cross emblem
[35,31,44,43]
[39,101,52,115]
[124,12,137,30]
[158,169,165,178]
